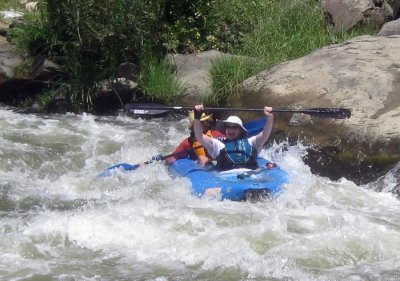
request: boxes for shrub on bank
[5,0,378,112]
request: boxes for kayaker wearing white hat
[193,104,274,171]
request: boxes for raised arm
[254,106,274,151]
[193,105,214,152]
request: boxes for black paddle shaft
[128,104,351,119]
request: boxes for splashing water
[0,108,399,281]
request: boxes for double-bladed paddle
[100,104,351,177]
[98,145,203,177]
[124,103,351,119]
[97,117,268,177]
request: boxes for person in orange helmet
[165,111,224,166]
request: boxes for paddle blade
[244,118,266,136]
[123,103,170,118]
[97,163,140,177]
[307,108,351,119]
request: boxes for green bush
[0,0,23,11]
[207,0,378,105]
[159,0,279,54]
[7,0,379,110]
[137,56,183,104]
[240,0,327,65]
[207,57,260,107]
[11,0,165,111]
[161,0,214,53]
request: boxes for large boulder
[321,0,393,31]
[378,18,400,35]
[232,35,400,184]
[0,35,22,83]
[165,50,236,104]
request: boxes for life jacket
[216,138,258,171]
[188,130,214,160]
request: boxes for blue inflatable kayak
[170,158,288,201]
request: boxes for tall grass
[208,0,378,105]
[240,0,327,64]
[138,56,184,104]
[0,0,23,10]
[205,57,261,106]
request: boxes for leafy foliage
[207,57,260,107]
[137,55,183,104]
[0,0,23,11]
[161,0,214,53]
[7,0,380,111]
[239,0,327,65]
[11,0,165,111]
[160,0,278,54]
[207,0,378,105]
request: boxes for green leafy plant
[11,0,165,111]
[239,0,327,64]
[7,0,381,111]
[206,0,379,106]
[207,57,259,106]
[137,56,184,104]
[325,22,379,44]
[0,0,24,11]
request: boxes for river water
[1,108,399,281]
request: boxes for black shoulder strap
[188,132,195,145]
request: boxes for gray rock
[166,50,236,104]
[0,36,23,83]
[321,0,393,31]
[378,18,400,35]
[233,35,400,184]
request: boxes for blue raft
[170,158,288,201]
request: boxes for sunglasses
[225,125,240,129]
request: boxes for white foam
[1,109,400,279]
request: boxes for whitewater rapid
[1,108,399,281]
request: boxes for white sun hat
[223,116,248,134]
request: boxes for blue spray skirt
[170,158,288,201]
